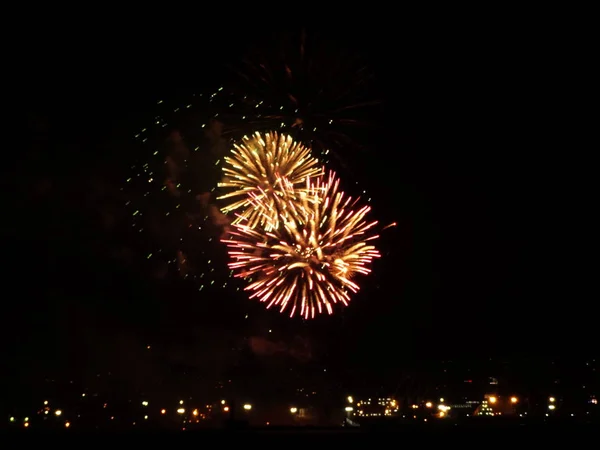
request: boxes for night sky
[6,26,591,400]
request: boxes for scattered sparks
[218,131,323,229]
[222,170,380,319]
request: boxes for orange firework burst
[221,171,380,319]
[218,131,323,229]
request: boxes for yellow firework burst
[217,131,323,229]
[221,171,380,319]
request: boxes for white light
[243,404,252,410]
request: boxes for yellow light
[440,398,444,402]
[221,400,226,405]
[55,410,62,416]
[425,402,433,408]
[192,409,198,416]
[142,401,149,406]
[347,396,354,403]
[489,396,497,404]
[243,404,252,410]
[24,422,29,428]
[9,417,14,422]
[65,422,70,428]
[177,408,185,414]
[439,411,445,418]
[345,406,353,412]
[290,407,298,414]
[43,401,48,405]
[24,417,29,422]
[179,400,184,405]
[510,396,518,404]
[549,397,555,402]
[161,409,166,414]
[548,404,556,410]
[223,406,230,412]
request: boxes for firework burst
[217,131,323,229]
[221,171,380,319]
[223,29,382,171]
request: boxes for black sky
[6,26,592,395]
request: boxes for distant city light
[290,407,298,413]
[511,397,518,404]
[489,396,497,404]
[55,410,62,416]
[425,402,433,408]
[243,404,252,411]
[347,396,354,403]
[177,408,185,414]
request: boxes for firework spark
[218,131,323,229]
[221,171,380,319]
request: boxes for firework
[223,29,382,170]
[217,131,323,229]
[221,171,380,319]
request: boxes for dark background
[5,24,592,402]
